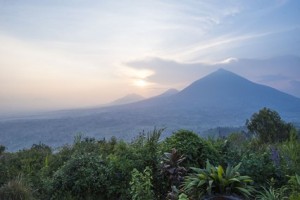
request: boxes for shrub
[0,175,33,200]
[256,186,288,200]
[130,166,154,200]
[288,174,300,199]
[161,148,186,187]
[104,129,165,199]
[278,136,300,175]
[183,161,255,199]
[162,130,220,167]
[50,152,108,199]
[239,148,277,185]
[0,143,52,199]
[222,132,249,165]
[161,148,187,199]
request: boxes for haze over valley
[1,69,300,151]
[0,0,300,151]
[2,2,300,199]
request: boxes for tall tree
[246,107,295,143]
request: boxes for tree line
[0,107,299,199]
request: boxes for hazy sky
[0,0,300,114]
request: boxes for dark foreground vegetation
[0,108,299,200]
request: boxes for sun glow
[134,79,148,87]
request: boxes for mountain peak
[178,68,254,100]
[194,68,250,85]
[217,68,227,72]
[214,68,239,76]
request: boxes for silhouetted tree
[0,145,5,155]
[246,107,295,143]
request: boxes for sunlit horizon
[1,0,300,115]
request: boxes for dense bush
[0,109,299,199]
[130,166,154,200]
[162,130,221,167]
[288,174,300,199]
[50,152,108,199]
[104,129,166,199]
[0,175,33,200]
[256,185,288,200]
[239,148,278,185]
[161,148,186,187]
[0,143,51,199]
[183,160,255,199]
[278,136,300,176]
[221,132,249,165]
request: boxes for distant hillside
[109,93,144,105]
[1,69,300,151]
[157,88,179,97]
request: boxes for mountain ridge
[1,68,300,151]
[109,93,145,105]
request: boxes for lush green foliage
[0,143,51,199]
[178,193,189,200]
[162,130,221,167]
[130,166,154,200]
[0,108,299,199]
[50,152,108,199]
[278,136,300,175]
[0,175,33,200]
[246,107,295,143]
[288,174,300,199]
[239,147,278,184]
[256,186,289,200]
[183,160,255,199]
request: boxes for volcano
[1,69,300,151]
